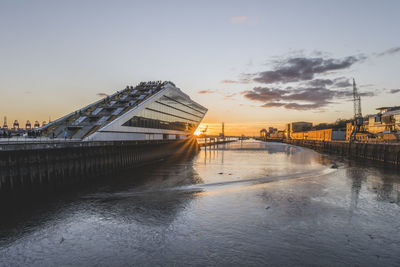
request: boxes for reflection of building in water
[366,175,400,204]
[347,166,400,208]
[93,156,202,227]
[0,155,203,240]
[346,167,366,212]
[285,145,325,165]
[40,81,207,141]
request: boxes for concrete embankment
[285,139,400,166]
[0,138,199,195]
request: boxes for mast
[353,78,362,120]
[351,78,363,141]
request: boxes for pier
[197,136,237,147]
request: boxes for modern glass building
[40,81,207,141]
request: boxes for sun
[194,127,202,136]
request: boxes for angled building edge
[40,81,207,141]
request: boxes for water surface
[1,140,400,266]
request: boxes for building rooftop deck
[40,81,172,140]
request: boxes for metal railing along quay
[0,137,185,151]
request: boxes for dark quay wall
[285,139,400,166]
[0,138,199,196]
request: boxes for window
[122,91,205,133]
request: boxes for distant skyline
[1,0,400,136]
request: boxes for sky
[1,0,400,136]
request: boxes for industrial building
[260,79,399,143]
[291,129,346,141]
[285,122,313,139]
[40,81,207,141]
[259,127,284,140]
[368,106,400,134]
[346,106,400,142]
[260,129,267,139]
[281,121,346,141]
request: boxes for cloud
[332,77,352,88]
[243,87,287,102]
[231,16,247,24]
[224,93,237,100]
[197,90,216,94]
[260,101,326,110]
[242,83,375,110]
[221,80,241,84]
[306,77,352,88]
[252,55,365,84]
[389,89,400,94]
[224,50,378,110]
[97,93,108,98]
[283,87,336,103]
[221,75,251,84]
[261,102,285,108]
[358,91,375,97]
[307,79,333,87]
[377,46,400,57]
[197,89,237,100]
[284,102,326,110]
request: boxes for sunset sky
[1,0,400,136]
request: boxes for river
[0,140,399,266]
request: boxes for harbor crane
[350,78,363,141]
[13,120,19,130]
[3,116,7,129]
[200,125,208,136]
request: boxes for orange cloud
[231,16,247,24]
[198,90,216,94]
[221,79,239,84]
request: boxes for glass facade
[122,90,206,133]
[157,96,205,118]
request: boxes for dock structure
[0,81,207,195]
[197,137,236,147]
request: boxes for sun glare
[194,127,201,136]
